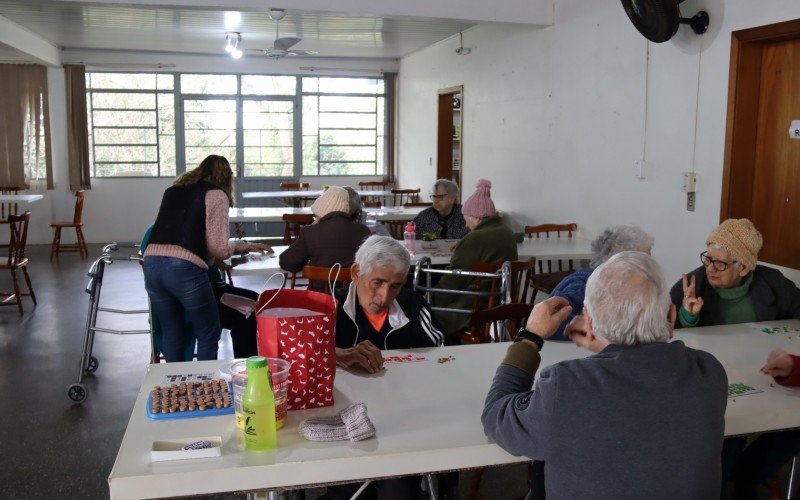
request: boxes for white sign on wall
[790,120,800,139]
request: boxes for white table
[108,322,800,498]
[229,206,424,224]
[242,190,393,200]
[229,237,592,277]
[0,194,44,203]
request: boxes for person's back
[530,342,726,498]
[279,187,371,273]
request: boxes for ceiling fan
[253,9,318,59]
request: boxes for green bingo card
[727,383,763,398]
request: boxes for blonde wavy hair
[174,155,234,205]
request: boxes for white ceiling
[0,0,481,62]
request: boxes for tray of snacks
[147,379,233,420]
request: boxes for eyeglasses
[430,194,448,200]
[700,251,737,271]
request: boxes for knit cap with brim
[462,178,496,218]
[311,186,350,218]
[706,218,762,271]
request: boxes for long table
[108,321,800,498]
[229,237,593,276]
[229,206,424,223]
[0,194,44,203]
[242,190,393,200]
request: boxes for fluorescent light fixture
[225,32,242,58]
[224,11,242,30]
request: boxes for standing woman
[143,155,267,362]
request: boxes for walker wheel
[85,356,99,374]
[68,383,87,403]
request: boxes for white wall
[397,0,800,284]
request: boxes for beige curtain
[65,65,91,190]
[0,63,53,189]
[384,72,397,184]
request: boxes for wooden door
[437,85,463,194]
[722,19,800,269]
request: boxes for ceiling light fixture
[455,31,471,55]
[225,32,243,59]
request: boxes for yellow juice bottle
[242,356,277,451]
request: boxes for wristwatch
[515,328,544,351]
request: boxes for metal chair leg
[787,454,800,500]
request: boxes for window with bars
[86,72,387,178]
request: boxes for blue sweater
[548,267,592,341]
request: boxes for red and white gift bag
[255,288,337,410]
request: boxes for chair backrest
[7,211,31,266]
[524,223,577,239]
[469,303,534,343]
[383,220,406,239]
[391,188,420,206]
[469,261,506,311]
[524,223,578,273]
[282,213,314,244]
[472,258,536,304]
[0,186,21,220]
[358,181,388,191]
[73,190,85,224]
[279,182,310,191]
[301,265,353,293]
[362,200,382,208]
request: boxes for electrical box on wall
[634,160,646,180]
[682,172,697,192]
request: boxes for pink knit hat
[462,179,496,218]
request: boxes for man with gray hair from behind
[482,251,728,499]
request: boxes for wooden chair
[359,181,388,206]
[279,182,311,207]
[0,186,21,221]
[382,220,406,239]
[471,258,536,304]
[1,211,36,315]
[469,303,534,343]
[391,188,421,206]
[524,223,578,301]
[300,265,352,293]
[282,213,314,244]
[50,190,89,260]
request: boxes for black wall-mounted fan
[621,0,709,43]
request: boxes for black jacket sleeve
[278,228,311,273]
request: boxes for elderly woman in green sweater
[432,179,517,338]
[670,218,800,495]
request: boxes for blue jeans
[143,256,220,362]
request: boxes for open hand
[761,349,795,378]
[335,341,384,374]
[682,274,704,316]
[234,241,273,254]
[525,296,573,339]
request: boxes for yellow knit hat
[706,218,762,270]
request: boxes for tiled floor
[0,244,782,499]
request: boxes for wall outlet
[687,192,696,212]
[634,159,645,179]
[682,172,697,192]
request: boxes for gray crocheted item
[298,402,376,442]
[340,402,376,441]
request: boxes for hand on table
[525,296,572,340]
[761,348,795,378]
[682,274,704,316]
[234,241,274,254]
[335,341,384,374]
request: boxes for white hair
[355,235,411,275]
[707,243,743,270]
[433,178,459,198]
[590,224,654,268]
[584,251,671,345]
